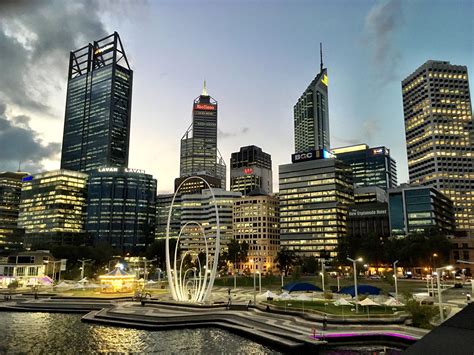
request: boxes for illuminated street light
[393,260,399,301]
[347,257,363,312]
[436,265,453,322]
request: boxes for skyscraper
[402,61,473,235]
[18,170,88,246]
[230,145,273,196]
[332,144,397,190]
[85,167,156,253]
[0,172,28,251]
[179,83,226,188]
[294,44,329,153]
[60,32,133,173]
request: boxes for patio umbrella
[78,277,88,284]
[334,298,352,318]
[257,290,278,300]
[383,297,404,306]
[358,298,380,319]
[295,293,312,313]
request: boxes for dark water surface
[0,312,280,354]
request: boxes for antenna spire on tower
[320,42,323,72]
[202,80,208,96]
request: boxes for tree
[274,248,297,276]
[301,256,318,274]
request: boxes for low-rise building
[449,237,474,275]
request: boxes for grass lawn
[268,299,404,316]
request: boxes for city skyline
[0,0,472,193]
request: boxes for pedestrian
[322,315,327,330]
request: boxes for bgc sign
[292,149,334,163]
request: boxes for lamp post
[234,272,237,289]
[457,260,474,297]
[347,257,363,313]
[79,259,91,280]
[253,269,256,305]
[320,260,326,292]
[258,271,262,293]
[393,260,399,301]
[436,265,453,322]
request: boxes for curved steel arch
[165,176,221,303]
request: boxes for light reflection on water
[0,312,280,354]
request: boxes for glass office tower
[0,172,29,250]
[388,185,455,236]
[18,170,88,246]
[180,83,226,188]
[402,60,473,236]
[294,45,329,153]
[85,168,157,253]
[230,145,273,196]
[60,32,133,173]
[332,144,397,190]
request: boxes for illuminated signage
[98,167,118,173]
[349,209,387,217]
[243,168,253,175]
[371,147,388,156]
[98,167,144,174]
[194,104,216,111]
[94,44,114,55]
[321,74,329,86]
[292,149,335,163]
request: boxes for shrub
[405,296,438,329]
[323,292,333,300]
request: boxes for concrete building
[233,193,279,274]
[155,193,181,240]
[332,144,397,190]
[402,60,473,236]
[18,170,88,246]
[85,167,156,253]
[179,83,226,188]
[0,172,28,251]
[449,237,474,275]
[388,185,455,237]
[180,189,241,255]
[60,32,133,173]
[279,151,353,258]
[230,145,273,196]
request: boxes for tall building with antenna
[294,43,330,153]
[179,82,226,189]
[60,32,133,173]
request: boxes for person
[322,315,327,330]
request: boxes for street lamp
[347,257,363,313]
[258,271,261,293]
[393,260,399,301]
[320,259,326,292]
[436,265,453,322]
[79,259,91,280]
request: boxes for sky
[0,0,472,193]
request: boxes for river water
[0,312,279,354]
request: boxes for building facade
[18,170,88,245]
[279,152,353,258]
[180,84,226,188]
[0,172,28,251]
[388,185,455,237]
[294,49,329,153]
[402,60,473,236]
[60,32,133,173]
[174,174,221,195]
[332,144,397,190]
[155,194,181,240]
[449,237,474,275]
[85,167,157,253]
[233,193,279,274]
[180,189,241,255]
[230,145,273,196]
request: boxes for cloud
[0,103,60,172]
[364,0,403,84]
[218,127,250,139]
[0,0,108,114]
[362,119,379,141]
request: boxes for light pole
[281,272,284,287]
[253,269,256,305]
[79,259,91,280]
[234,272,237,289]
[347,257,363,313]
[436,265,453,322]
[393,260,399,301]
[457,260,474,297]
[320,260,326,292]
[258,271,262,293]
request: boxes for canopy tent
[338,285,381,297]
[383,297,405,306]
[282,282,323,293]
[257,290,279,300]
[334,298,352,306]
[358,298,380,306]
[278,292,292,300]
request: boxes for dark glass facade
[294,67,329,153]
[0,172,28,251]
[332,144,397,190]
[388,185,455,236]
[180,85,226,188]
[85,168,156,253]
[60,32,133,173]
[230,145,273,196]
[155,194,181,240]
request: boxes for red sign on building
[243,168,253,174]
[194,104,216,111]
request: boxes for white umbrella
[56,281,72,289]
[78,277,88,284]
[278,292,292,300]
[358,298,380,319]
[383,298,404,307]
[334,298,352,306]
[146,280,157,284]
[257,290,278,299]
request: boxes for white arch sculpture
[165,176,221,303]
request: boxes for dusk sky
[0,0,472,193]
